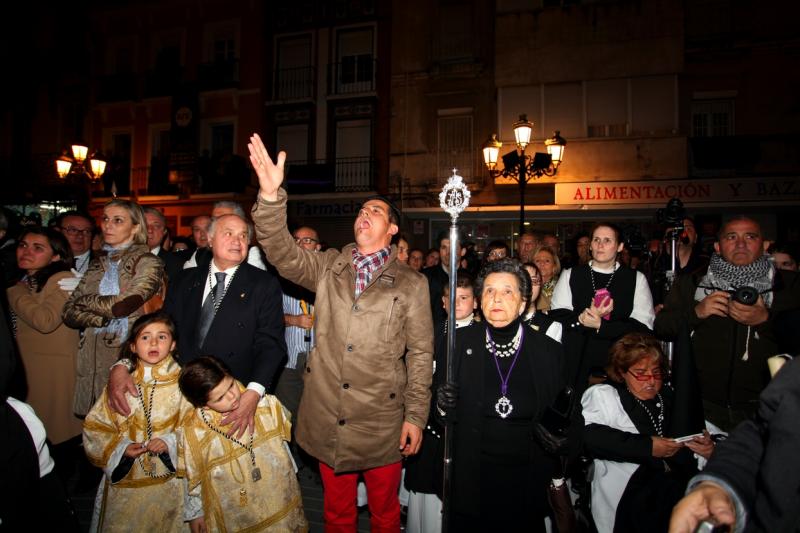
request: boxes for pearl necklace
[589,261,618,296]
[484,324,523,358]
[628,390,664,437]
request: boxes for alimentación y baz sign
[555,178,800,206]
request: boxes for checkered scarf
[352,247,390,298]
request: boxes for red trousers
[319,461,402,533]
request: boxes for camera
[656,197,687,228]
[731,286,759,306]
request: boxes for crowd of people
[1,132,799,533]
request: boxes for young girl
[83,311,189,532]
[179,356,307,532]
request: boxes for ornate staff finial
[439,168,471,221]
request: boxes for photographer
[654,216,800,431]
[649,217,709,308]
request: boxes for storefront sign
[555,178,800,205]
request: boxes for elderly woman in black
[581,332,714,533]
[436,258,566,531]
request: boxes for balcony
[274,66,315,100]
[328,57,376,95]
[97,73,138,102]
[197,59,239,91]
[144,66,184,98]
[285,157,374,193]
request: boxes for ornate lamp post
[55,142,107,181]
[482,114,566,232]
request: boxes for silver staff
[439,168,470,532]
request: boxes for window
[204,21,239,63]
[333,27,374,93]
[335,119,372,190]
[544,83,583,139]
[586,79,628,138]
[630,75,676,136]
[276,124,310,165]
[437,112,473,183]
[211,123,234,157]
[276,35,313,99]
[691,99,734,137]
[436,3,472,62]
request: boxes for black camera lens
[732,286,759,306]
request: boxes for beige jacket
[63,244,163,415]
[7,272,81,442]
[252,191,433,472]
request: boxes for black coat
[164,262,287,389]
[445,322,566,525]
[156,247,185,287]
[697,357,800,532]
[654,268,800,410]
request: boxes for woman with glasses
[63,199,164,417]
[481,239,510,267]
[581,332,714,533]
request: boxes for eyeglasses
[626,369,664,381]
[294,237,318,245]
[487,250,507,259]
[62,227,92,236]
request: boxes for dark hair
[591,222,624,244]
[769,242,799,262]
[435,229,467,249]
[606,332,667,383]
[475,258,532,318]
[171,236,196,253]
[363,195,400,226]
[442,270,475,296]
[56,210,95,229]
[179,356,232,408]
[119,311,176,370]
[483,240,510,263]
[717,216,762,241]
[17,227,72,292]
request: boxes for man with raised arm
[248,133,433,533]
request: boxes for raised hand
[247,133,286,202]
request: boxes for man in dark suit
[422,229,465,327]
[108,213,286,437]
[143,207,185,283]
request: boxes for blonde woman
[63,199,164,416]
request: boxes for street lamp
[482,114,566,231]
[55,142,107,181]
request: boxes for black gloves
[435,382,459,421]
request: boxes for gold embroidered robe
[181,390,307,532]
[83,356,190,532]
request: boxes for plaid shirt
[352,246,391,298]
